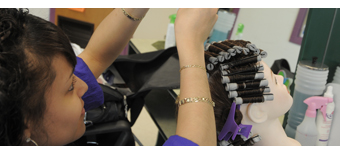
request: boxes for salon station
[29,8,340,146]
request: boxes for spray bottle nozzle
[304,96,333,118]
[236,23,244,35]
[319,86,334,121]
[169,14,176,24]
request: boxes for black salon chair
[68,47,180,146]
[270,58,294,78]
[68,83,135,146]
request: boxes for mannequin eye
[275,76,277,84]
[270,71,277,85]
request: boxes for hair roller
[228,87,271,98]
[208,44,224,54]
[213,42,232,51]
[227,48,236,56]
[221,72,264,83]
[259,49,267,58]
[221,40,236,47]
[224,80,269,90]
[221,62,263,76]
[233,46,243,54]
[235,40,251,47]
[208,44,231,60]
[234,94,274,104]
[217,55,225,62]
[224,55,261,69]
[206,50,219,57]
[251,135,262,143]
[205,51,218,64]
[207,63,215,71]
[220,64,228,70]
[243,43,260,54]
[219,139,231,146]
[204,43,211,51]
[221,52,231,60]
[234,96,264,104]
[242,48,250,55]
[230,40,245,47]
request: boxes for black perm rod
[224,80,269,91]
[234,94,274,105]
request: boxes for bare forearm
[176,42,216,146]
[79,8,149,78]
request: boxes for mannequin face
[241,61,293,123]
[261,61,293,119]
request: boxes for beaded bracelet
[121,8,145,21]
[175,96,215,107]
[179,65,205,72]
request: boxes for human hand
[175,8,218,46]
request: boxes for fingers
[175,8,219,44]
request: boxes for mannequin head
[205,40,293,146]
[240,61,292,123]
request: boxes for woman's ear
[247,103,268,124]
[23,120,32,141]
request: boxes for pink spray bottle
[295,95,333,146]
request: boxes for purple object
[49,8,55,23]
[218,102,252,141]
[290,8,308,45]
[163,135,198,146]
[74,57,104,111]
[227,8,240,40]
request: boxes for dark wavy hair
[206,40,264,146]
[0,8,77,145]
[209,68,256,146]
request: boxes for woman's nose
[275,75,285,84]
[75,76,88,98]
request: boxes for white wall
[230,8,301,71]
[135,8,302,71]
[133,8,178,40]
[27,8,301,71]
[28,8,50,21]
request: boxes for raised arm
[78,8,149,78]
[174,8,218,146]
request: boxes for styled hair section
[0,8,76,145]
[205,40,270,146]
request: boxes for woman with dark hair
[0,8,218,146]
[204,40,301,146]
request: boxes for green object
[236,23,244,35]
[278,70,292,93]
[284,79,291,88]
[278,70,285,77]
[169,14,176,24]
